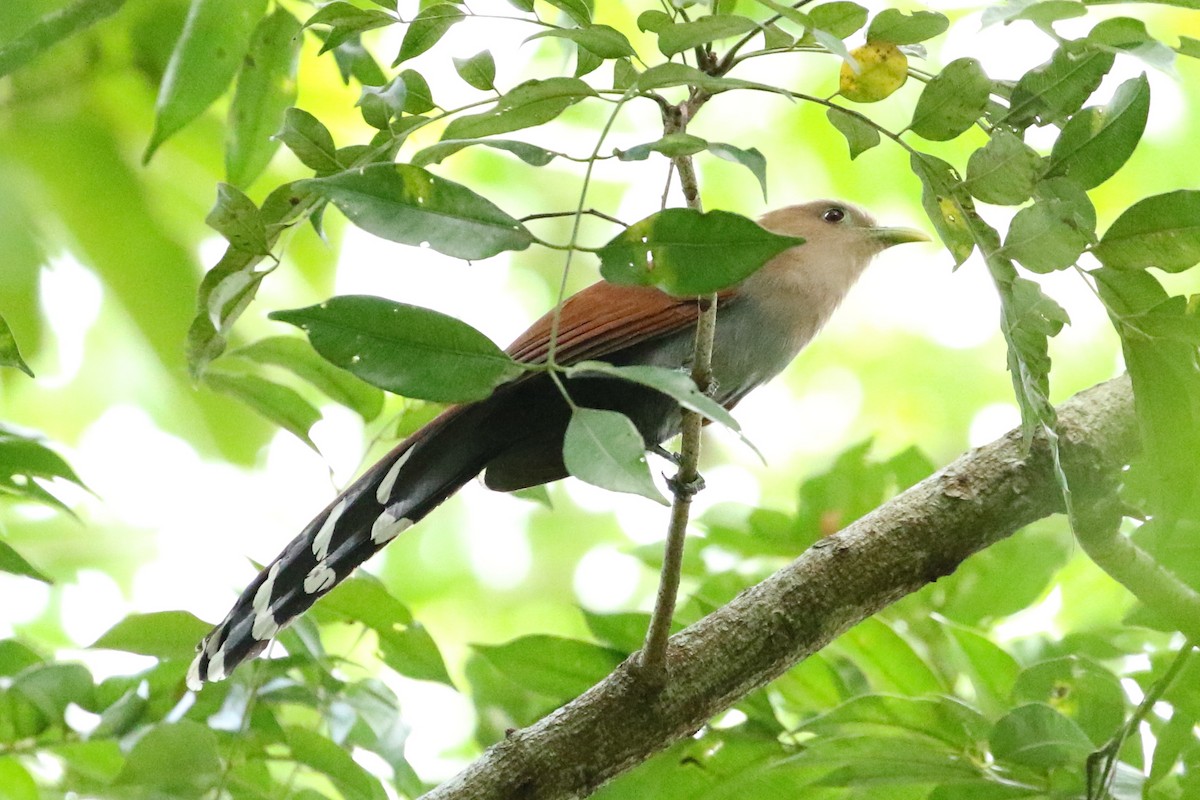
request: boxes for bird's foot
[651,445,682,466]
[666,473,706,498]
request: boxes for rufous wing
[506,281,739,366]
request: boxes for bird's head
[742,200,929,332]
[759,200,929,263]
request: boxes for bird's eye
[822,207,846,223]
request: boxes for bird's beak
[868,226,931,248]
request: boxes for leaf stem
[544,91,634,370]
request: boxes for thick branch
[423,377,1141,800]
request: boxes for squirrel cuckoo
[188,201,926,689]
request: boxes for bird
[187,200,927,689]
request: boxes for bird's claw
[666,473,705,498]
[651,445,682,466]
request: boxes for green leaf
[395,3,464,65]
[1006,44,1114,127]
[582,610,653,654]
[331,35,388,84]
[0,541,50,584]
[442,77,597,139]
[804,694,990,750]
[91,611,211,660]
[616,132,709,161]
[565,361,742,433]
[0,0,126,79]
[90,684,149,740]
[297,163,534,259]
[833,617,946,695]
[866,9,949,44]
[411,138,557,167]
[826,106,880,159]
[909,152,975,267]
[114,724,223,796]
[1179,36,1200,59]
[305,3,394,53]
[286,726,387,800]
[989,703,1095,770]
[1093,190,1200,272]
[751,0,811,28]
[564,408,665,503]
[11,663,93,722]
[1012,657,1125,743]
[145,0,268,162]
[613,57,638,90]
[1094,269,1200,518]
[656,16,760,56]
[982,0,1087,28]
[794,733,985,786]
[807,2,868,38]
[942,623,1020,710]
[1001,275,1070,446]
[1047,74,1149,189]
[761,22,794,49]
[0,758,37,800]
[271,296,524,404]
[205,183,270,256]
[357,75,408,129]
[398,69,435,114]
[473,635,624,700]
[49,741,124,785]
[708,142,769,201]
[313,575,452,684]
[1001,196,1093,272]
[545,0,591,26]
[0,425,88,512]
[636,10,672,33]
[909,58,992,141]
[965,129,1043,205]
[203,370,321,449]
[276,108,341,173]
[634,63,759,93]
[1089,17,1175,71]
[232,336,385,420]
[527,25,636,59]
[453,50,496,90]
[0,641,44,678]
[597,208,805,297]
[225,8,301,187]
[0,314,33,377]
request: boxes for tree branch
[422,376,1142,800]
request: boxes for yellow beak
[869,226,931,247]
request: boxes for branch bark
[422,376,1140,800]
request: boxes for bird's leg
[650,444,681,465]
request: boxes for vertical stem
[640,97,718,681]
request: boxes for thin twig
[639,98,717,681]
[520,209,628,226]
[714,0,819,75]
[1087,640,1197,799]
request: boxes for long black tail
[187,406,486,689]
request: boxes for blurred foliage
[2,0,1200,798]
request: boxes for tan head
[759,200,928,263]
[735,200,928,355]
[753,199,926,287]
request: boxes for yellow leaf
[839,42,908,103]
